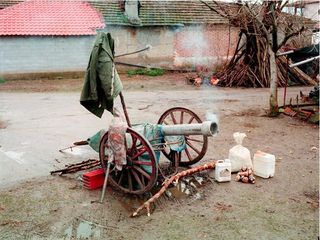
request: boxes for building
[285,0,319,43]
[91,0,239,70]
[0,0,239,75]
[0,0,104,75]
[286,0,319,21]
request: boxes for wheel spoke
[131,148,147,160]
[133,166,151,180]
[141,174,145,186]
[127,170,133,191]
[175,152,181,166]
[131,169,144,189]
[100,128,158,194]
[163,120,169,125]
[124,137,128,152]
[186,141,201,155]
[184,147,192,161]
[170,112,177,124]
[180,111,184,124]
[157,108,208,167]
[186,136,204,143]
[132,160,152,166]
[188,116,195,124]
[117,171,124,185]
[128,135,137,154]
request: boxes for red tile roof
[0,0,105,36]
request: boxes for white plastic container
[253,151,275,178]
[215,159,231,182]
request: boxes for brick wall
[174,25,239,69]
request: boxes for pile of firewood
[216,37,318,88]
[276,56,318,87]
[201,1,318,88]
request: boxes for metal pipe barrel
[162,121,218,137]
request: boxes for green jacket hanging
[80,32,123,118]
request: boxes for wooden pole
[283,56,289,106]
[119,92,132,127]
[132,160,217,217]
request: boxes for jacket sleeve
[97,50,114,98]
[80,40,104,118]
[88,44,99,100]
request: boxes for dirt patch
[0,220,23,227]
[0,79,82,92]
[0,120,8,129]
[214,202,232,212]
[242,122,259,128]
[0,77,318,239]
[235,109,266,117]
[304,190,319,210]
[0,72,193,93]
[224,99,239,103]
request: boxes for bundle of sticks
[217,32,317,88]
[201,1,318,88]
[132,160,217,217]
[50,159,100,175]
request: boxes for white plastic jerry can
[215,159,231,182]
[253,151,275,178]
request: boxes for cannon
[162,120,218,136]
[99,103,218,195]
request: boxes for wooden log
[278,56,317,86]
[132,161,217,217]
[50,159,100,175]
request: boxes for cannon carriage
[76,32,218,195]
[99,93,218,195]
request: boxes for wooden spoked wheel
[157,107,208,166]
[99,128,158,194]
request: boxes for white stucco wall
[0,36,95,74]
[104,26,175,67]
[303,2,319,21]
[0,27,176,74]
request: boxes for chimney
[125,0,141,25]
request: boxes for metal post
[289,55,320,68]
[276,50,294,56]
[99,161,111,203]
[283,56,289,106]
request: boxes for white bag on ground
[228,132,252,173]
[107,108,127,170]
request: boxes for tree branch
[244,3,269,39]
[200,0,239,20]
[278,26,305,50]
[280,0,289,11]
[200,0,229,18]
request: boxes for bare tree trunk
[268,2,280,117]
[269,46,279,116]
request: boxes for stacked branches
[202,0,317,88]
